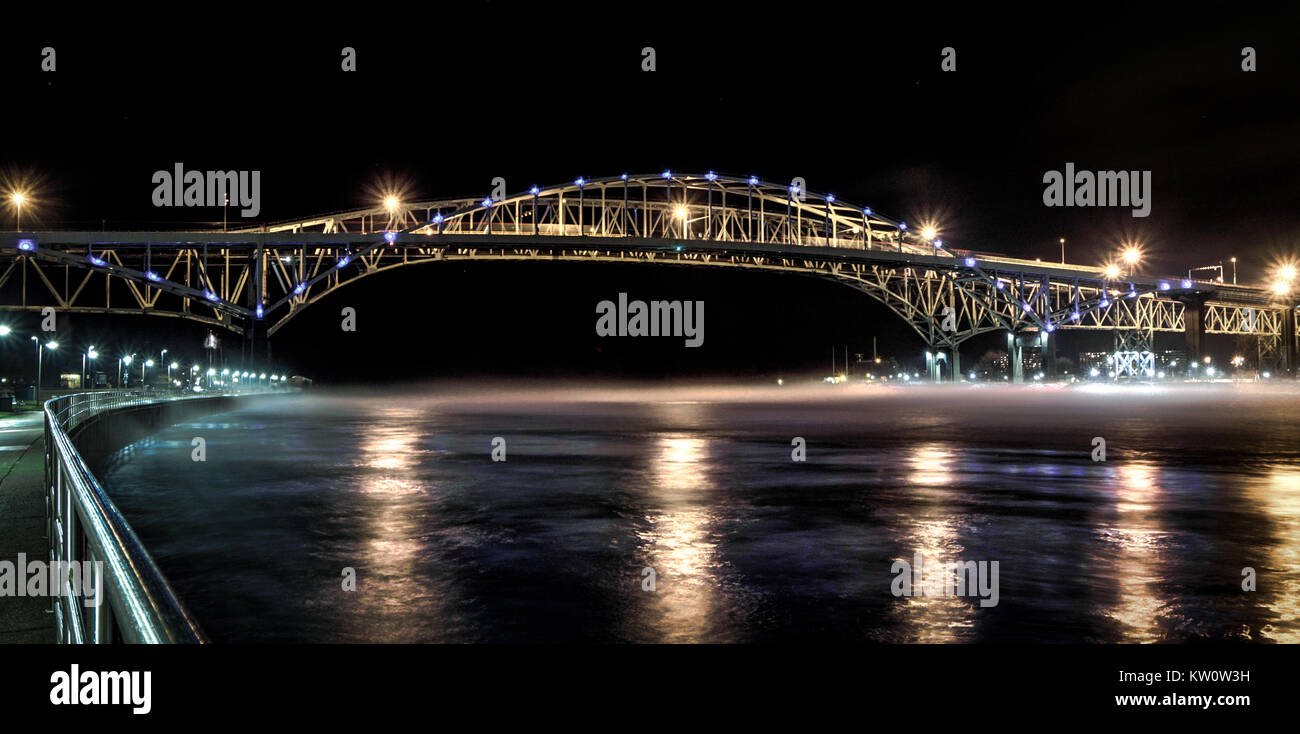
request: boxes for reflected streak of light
[639,433,721,643]
[1247,468,1300,642]
[1103,462,1168,643]
[894,443,972,642]
[352,418,437,637]
[908,444,955,486]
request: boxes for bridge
[3,172,1296,381]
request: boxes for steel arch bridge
[3,172,1297,379]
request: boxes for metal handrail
[44,387,288,643]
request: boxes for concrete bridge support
[1043,330,1057,379]
[1007,331,1024,384]
[924,343,963,383]
[1182,295,1206,377]
[1282,308,1298,377]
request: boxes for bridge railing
[43,387,289,643]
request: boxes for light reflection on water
[96,384,1300,643]
[1101,462,1168,644]
[639,433,721,643]
[1248,468,1300,643]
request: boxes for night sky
[3,8,1298,383]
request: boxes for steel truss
[3,174,1291,369]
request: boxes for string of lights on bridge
[4,174,1299,328]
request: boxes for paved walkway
[0,412,53,643]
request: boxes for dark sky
[2,7,1299,382]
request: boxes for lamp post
[119,354,133,388]
[82,346,98,390]
[10,192,25,232]
[142,359,154,386]
[1059,238,1065,264]
[33,338,57,403]
[1230,257,1237,285]
[1121,245,1142,275]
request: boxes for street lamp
[142,358,154,385]
[1230,257,1238,285]
[1121,245,1142,271]
[1059,238,1065,264]
[33,339,57,403]
[119,354,133,388]
[10,192,27,231]
[83,346,98,389]
[0,325,11,337]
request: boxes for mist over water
[98,382,1300,643]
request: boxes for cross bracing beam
[3,173,1293,342]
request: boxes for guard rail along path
[43,387,291,644]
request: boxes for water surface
[99,383,1300,643]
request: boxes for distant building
[1158,349,1186,369]
[1077,351,1110,372]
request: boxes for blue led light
[995,281,1005,290]
[748,176,759,186]
[934,239,943,248]
[899,222,907,230]
[205,290,218,302]
[575,177,585,187]
[1022,302,1033,312]
[17,240,34,251]
[621,173,629,181]
[482,198,492,207]
[1159,281,1170,291]
[294,283,306,295]
[1071,311,1081,321]
[88,255,105,266]
[1045,323,1056,332]
[863,207,872,215]
[337,256,350,268]
[706,172,717,181]
[384,231,397,243]
[528,186,539,196]
[1182,279,1192,289]
[662,170,672,179]
[146,271,160,281]
[432,213,444,224]
[1100,298,1110,307]
[675,246,683,252]
[255,304,264,319]
[826,193,835,202]
[965,257,976,267]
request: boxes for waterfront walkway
[0,412,52,643]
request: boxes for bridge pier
[1043,330,1057,380]
[924,343,963,382]
[1182,295,1206,378]
[1007,332,1024,384]
[1282,307,1298,377]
